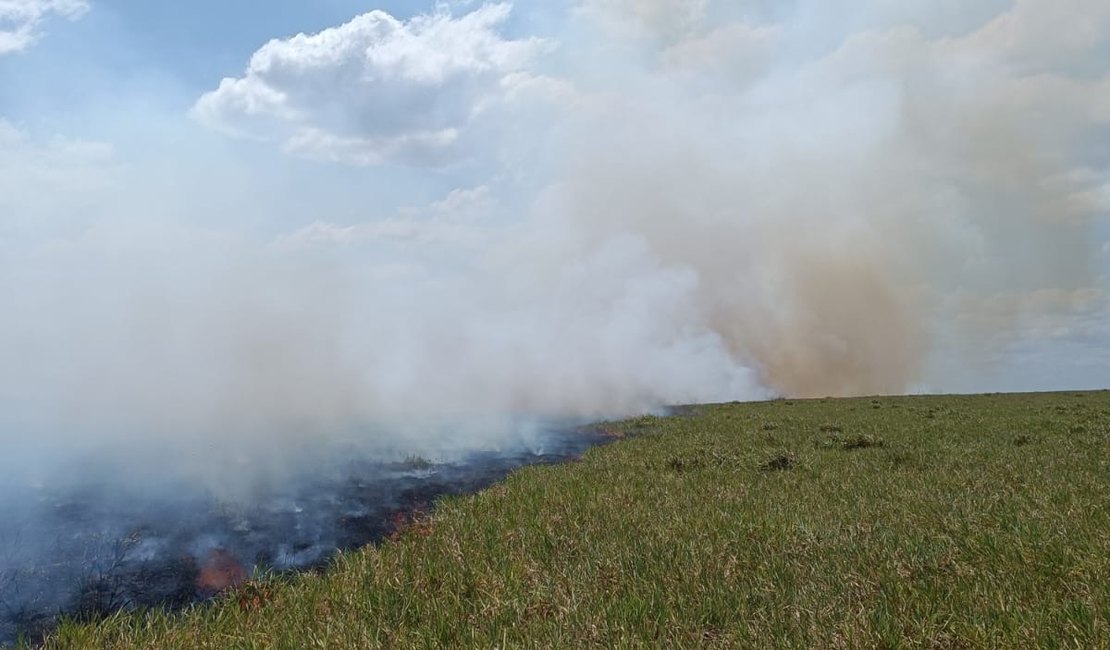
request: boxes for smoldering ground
[0,422,608,644]
[1,0,1108,643]
[3,0,1106,484]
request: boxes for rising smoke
[1,0,1107,492]
[0,1,1106,639]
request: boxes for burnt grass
[35,391,1110,649]
[1,428,610,647]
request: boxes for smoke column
[0,2,1106,639]
[1,0,1107,492]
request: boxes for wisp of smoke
[1,1,1107,640]
[0,2,1106,615]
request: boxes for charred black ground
[0,424,611,645]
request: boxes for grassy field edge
[38,391,1110,649]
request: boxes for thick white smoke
[1,0,1107,492]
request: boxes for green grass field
[39,392,1110,648]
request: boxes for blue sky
[0,1,563,135]
[3,1,413,103]
[0,1,480,236]
[0,0,1108,451]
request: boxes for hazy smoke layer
[552,0,1106,397]
[1,0,1107,491]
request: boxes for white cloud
[5,0,1110,502]
[497,72,579,107]
[193,3,550,166]
[0,0,87,54]
[283,126,460,167]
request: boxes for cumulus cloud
[0,0,87,54]
[192,3,551,166]
[4,0,1110,493]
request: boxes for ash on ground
[0,426,608,645]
